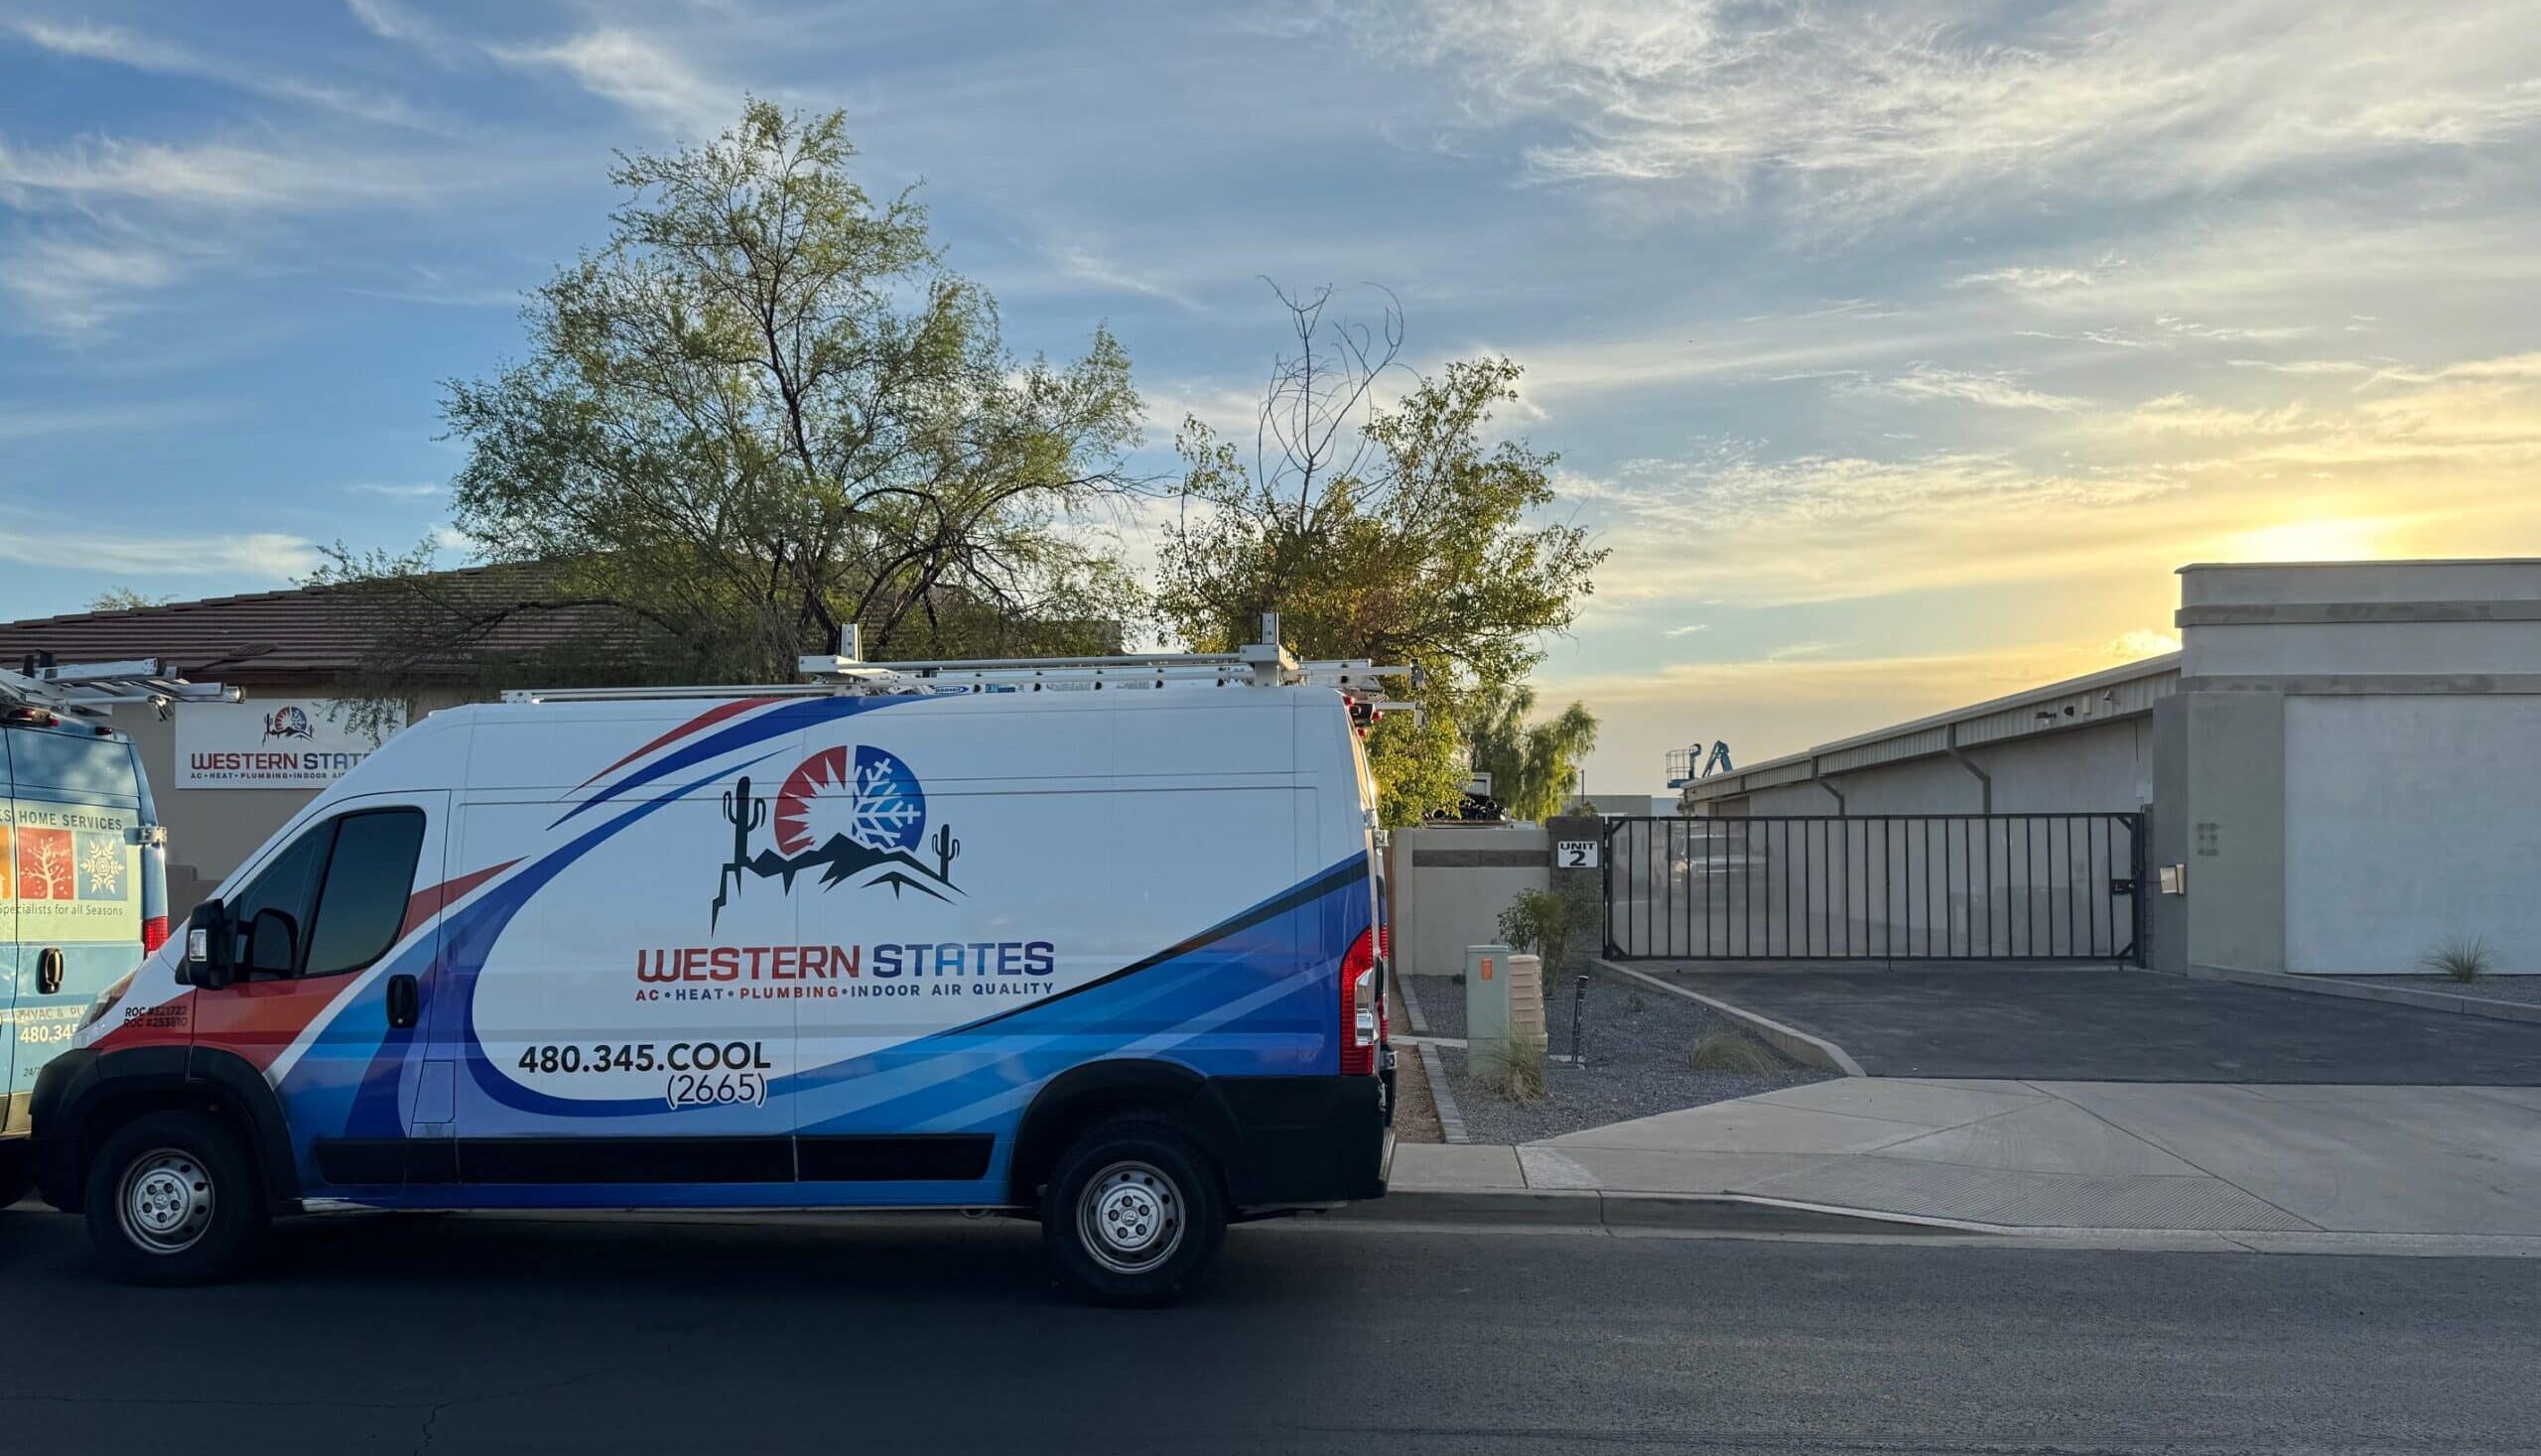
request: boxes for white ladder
[0,655,238,720]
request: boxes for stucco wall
[1387,823,1549,980]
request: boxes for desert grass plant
[2419,934,2494,984]
[1688,1027,1781,1076]
[1473,1036,1549,1105]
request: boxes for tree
[1154,286,1605,824]
[1464,682,1600,823]
[328,100,1144,688]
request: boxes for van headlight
[81,970,137,1031]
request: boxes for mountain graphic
[713,829,961,927]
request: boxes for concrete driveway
[1632,966,2541,1083]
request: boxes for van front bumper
[1210,1071,1392,1209]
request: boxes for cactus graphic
[931,823,961,884]
[713,777,768,926]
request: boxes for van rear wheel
[84,1112,265,1286]
[1041,1119,1226,1306]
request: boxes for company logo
[712,744,962,925]
[261,705,315,741]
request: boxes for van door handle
[37,948,64,996]
[386,974,420,1030]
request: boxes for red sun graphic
[771,746,851,856]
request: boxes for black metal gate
[1603,815,2145,964]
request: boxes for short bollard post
[1571,974,1588,1067]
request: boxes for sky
[4,0,2539,793]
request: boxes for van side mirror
[182,898,232,990]
[245,908,300,980]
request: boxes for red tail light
[142,915,169,955]
[1340,927,1380,1075]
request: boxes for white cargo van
[33,639,1398,1302]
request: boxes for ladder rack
[502,616,1419,709]
[0,656,238,721]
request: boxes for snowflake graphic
[848,745,927,853]
[81,836,124,896]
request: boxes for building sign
[176,699,404,790]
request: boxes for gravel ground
[2345,975,2541,1006]
[1406,972,1834,1144]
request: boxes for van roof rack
[503,615,1419,710]
[0,655,240,721]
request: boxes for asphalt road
[1650,966,2541,1082]
[6,1208,2537,1454]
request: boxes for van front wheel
[0,1142,33,1210]
[1041,1119,1226,1306]
[84,1112,265,1286]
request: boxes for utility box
[1465,943,1512,1053]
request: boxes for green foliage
[334,100,1143,689]
[1472,1035,1548,1105]
[2419,933,2493,983]
[1688,1028,1781,1075]
[1464,682,1600,823]
[88,588,172,612]
[1153,287,1606,825]
[1496,879,1601,978]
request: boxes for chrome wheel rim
[119,1148,214,1255]
[1077,1160,1183,1274]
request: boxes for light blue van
[2,706,170,1207]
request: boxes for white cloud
[1663,623,1708,638]
[2107,628,2183,660]
[1956,260,2122,294]
[1875,364,2081,413]
[343,481,444,499]
[1043,240,1202,311]
[4,17,442,129]
[490,29,733,137]
[0,397,223,440]
[1329,0,2541,218]
[0,521,314,578]
[0,233,183,333]
[0,135,431,210]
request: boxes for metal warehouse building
[1663,558,2541,980]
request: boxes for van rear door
[4,725,146,1119]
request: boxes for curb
[1589,959,1867,1076]
[1330,1187,1962,1237]
[1397,973,1432,1035]
[2166,963,2541,1024]
[1416,1041,1469,1144]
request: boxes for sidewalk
[1386,1077,2541,1242]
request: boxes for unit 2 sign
[1555,840,1600,868]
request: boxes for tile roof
[0,565,640,683]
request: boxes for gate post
[1547,812,1610,963]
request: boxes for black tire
[1040,1118,1227,1307]
[82,1112,266,1286]
[0,1141,33,1211]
